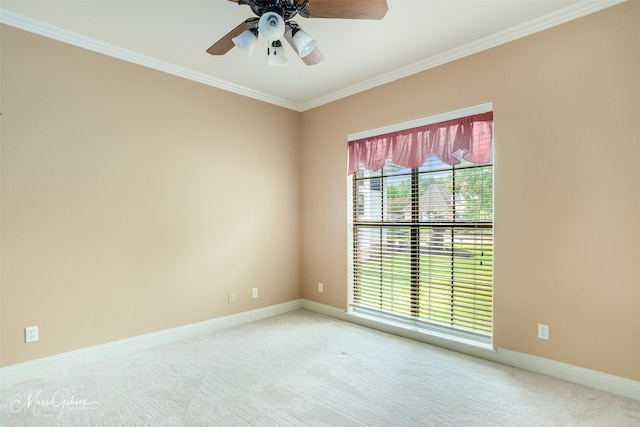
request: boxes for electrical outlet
[25,326,38,343]
[252,288,258,299]
[538,323,549,340]
[228,292,235,303]
[318,282,324,293]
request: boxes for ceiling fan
[207,0,388,66]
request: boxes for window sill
[343,310,495,354]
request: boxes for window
[347,106,493,344]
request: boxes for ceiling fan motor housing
[243,0,301,20]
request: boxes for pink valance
[347,112,493,175]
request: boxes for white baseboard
[0,299,304,389]
[301,299,640,401]
[493,349,640,401]
[3,298,638,402]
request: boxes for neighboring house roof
[419,184,453,215]
[402,184,454,218]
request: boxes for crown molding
[1,0,627,112]
[0,8,301,111]
[299,0,627,111]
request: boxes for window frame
[347,103,494,346]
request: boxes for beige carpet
[1,309,639,426]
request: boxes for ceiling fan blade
[206,19,258,55]
[300,47,325,65]
[303,0,388,20]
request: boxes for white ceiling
[0,0,624,111]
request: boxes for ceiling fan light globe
[259,12,286,41]
[267,41,288,66]
[232,29,258,55]
[293,30,316,58]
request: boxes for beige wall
[1,26,301,366]
[301,1,639,381]
[2,1,639,382]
